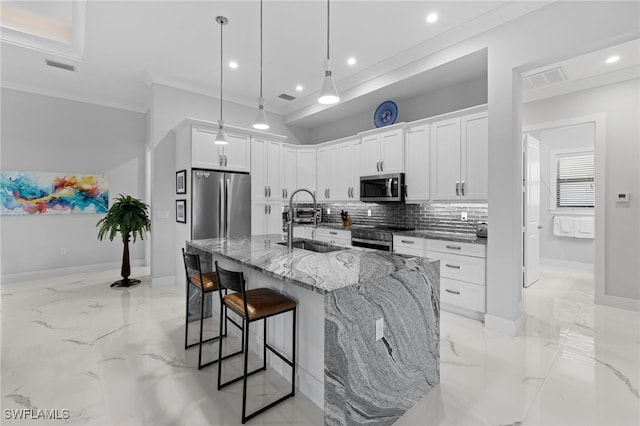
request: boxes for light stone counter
[186,235,440,426]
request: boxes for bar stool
[182,248,226,370]
[214,261,297,424]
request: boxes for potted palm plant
[97,194,151,287]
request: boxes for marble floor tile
[2,264,639,425]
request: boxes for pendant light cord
[219,19,224,121]
[259,0,263,98]
[326,0,330,61]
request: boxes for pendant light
[318,0,339,105]
[214,16,228,145]
[252,0,270,130]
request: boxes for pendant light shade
[318,60,339,105]
[253,0,270,130]
[318,0,339,105]
[215,16,228,145]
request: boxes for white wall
[524,78,640,301]
[0,88,146,280]
[533,124,596,265]
[307,76,487,144]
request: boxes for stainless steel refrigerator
[191,169,251,240]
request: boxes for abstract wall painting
[0,171,109,216]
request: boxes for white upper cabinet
[281,144,297,201]
[296,148,317,197]
[317,144,340,201]
[192,127,250,172]
[405,123,430,201]
[340,139,361,200]
[361,126,404,176]
[251,138,281,202]
[430,109,488,201]
[461,112,489,200]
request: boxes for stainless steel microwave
[360,173,405,202]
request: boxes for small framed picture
[176,170,186,194]
[176,199,186,223]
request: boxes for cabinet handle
[461,180,465,196]
[219,155,223,167]
[264,186,268,198]
[328,188,330,198]
[445,245,462,250]
[269,186,272,197]
[285,189,288,199]
[264,204,268,214]
[445,264,461,269]
[268,204,271,214]
[380,160,383,172]
[330,231,338,235]
[445,289,461,295]
[376,161,380,172]
[282,188,285,199]
[401,240,414,244]
[224,155,228,167]
[404,185,408,197]
[455,181,460,196]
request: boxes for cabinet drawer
[315,235,351,247]
[393,236,425,251]
[393,246,424,257]
[315,228,351,240]
[426,251,485,285]
[440,278,485,313]
[426,239,485,258]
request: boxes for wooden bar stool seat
[215,261,297,424]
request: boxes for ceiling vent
[278,93,296,101]
[523,66,567,90]
[45,59,76,72]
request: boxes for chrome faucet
[288,188,317,249]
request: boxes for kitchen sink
[277,239,347,253]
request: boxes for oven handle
[351,237,392,247]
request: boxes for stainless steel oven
[351,225,415,252]
[351,237,392,251]
[360,173,405,202]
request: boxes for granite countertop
[393,229,488,245]
[187,235,436,294]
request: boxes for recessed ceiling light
[605,55,620,64]
[347,57,356,66]
[229,61,238,69]
[426,13,438,23]
[295,84,303,92]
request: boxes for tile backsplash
[301,202,488,235]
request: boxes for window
[554,150,594,208]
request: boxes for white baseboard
[0,259,146,284]
[441,303,485,322]
[540,257,594,272]
[151,275,178,286]
[595,292,640,312]
[484,313,523,336]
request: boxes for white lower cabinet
[252,202,283,236]
[426,240,486,319]
[394,235,487,320]
[314,228,351,247]
[293,226,315,240]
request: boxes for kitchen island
[186,235,440,426]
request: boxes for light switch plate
[461,212,468,221]
[367,209,372,217]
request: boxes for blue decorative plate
[374,100,398,128]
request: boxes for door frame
[523,133,541,287]
[523,113,605,304]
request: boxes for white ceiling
[1,1,638,129]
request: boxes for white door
[524,133,541,287]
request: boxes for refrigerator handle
[225,178,231,238]
[218,177,224,237]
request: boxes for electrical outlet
[461,212,468,221]
[367,209,372,217]
[60,248,67,256]
[375,318,384,341]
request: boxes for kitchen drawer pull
[445,289,461,295]
[445,245,462,250]
[445,264,461,269]
[329,231,338,235]
[401,240,414,244]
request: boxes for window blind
[556,152,594,208]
